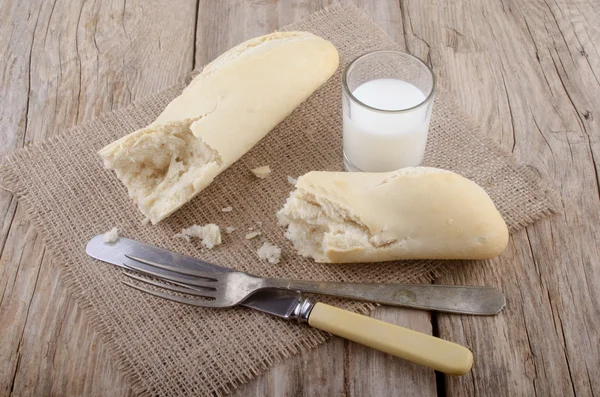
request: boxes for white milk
[343,78,432,172]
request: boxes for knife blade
[86,234,304,319]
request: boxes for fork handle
[263,278,505,315]
[308,302,473,375]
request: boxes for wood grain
[1,0,599,396]
[403,0,600,395]
[0,0,197,395]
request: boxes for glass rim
[342,50,437,114]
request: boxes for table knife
[86,235,504,315]
[86,234,474,375]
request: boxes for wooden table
[1,1,598,396]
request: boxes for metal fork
[121,254,505,314]
[122,255,254,308]
[121,254,475,375]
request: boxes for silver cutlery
[86,234,476,374]
[86,235,505,315]
[119,253,473,375]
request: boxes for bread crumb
[248,226,254,231]
[221,206,233,212]
[245,231,260,240]
[225,226,236,234]
[251,165,271,179]
[287,176,297,185]
[141,217,150,225]
[174,233,191,243]
[175,224,222,249]
[103,227,119,244]
[258,242,281,264]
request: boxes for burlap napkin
[0,4,559,396]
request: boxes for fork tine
[123,271,217,299]
[123,281,222,308]
[125,255,220,280]
[132,272,210,293]
[122,262,218,289]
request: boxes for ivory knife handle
[308,302,473,375]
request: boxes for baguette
[99,32,339,224]
[277,167,509,263]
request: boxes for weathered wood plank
[5,249,133,397]
[347,307,438,397]
[0,206,45,396]
[234,337,346,397]
[0,0,197,396]
[399,0,600,395]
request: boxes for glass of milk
[342,50,436,172]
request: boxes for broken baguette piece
[99,32,339,224]
[277,167,509,263]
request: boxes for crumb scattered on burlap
[225,226,236,234]
[175,224,222,249]
[103,227,119,243]
[251,165,271,179]
[257,242,281,264]
[287,176,297,185]
[221,206,233,212]
[245,231,260,240]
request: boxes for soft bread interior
[99,120,221,222]
[278,190,380,262]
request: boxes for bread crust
[277,167,509,263]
